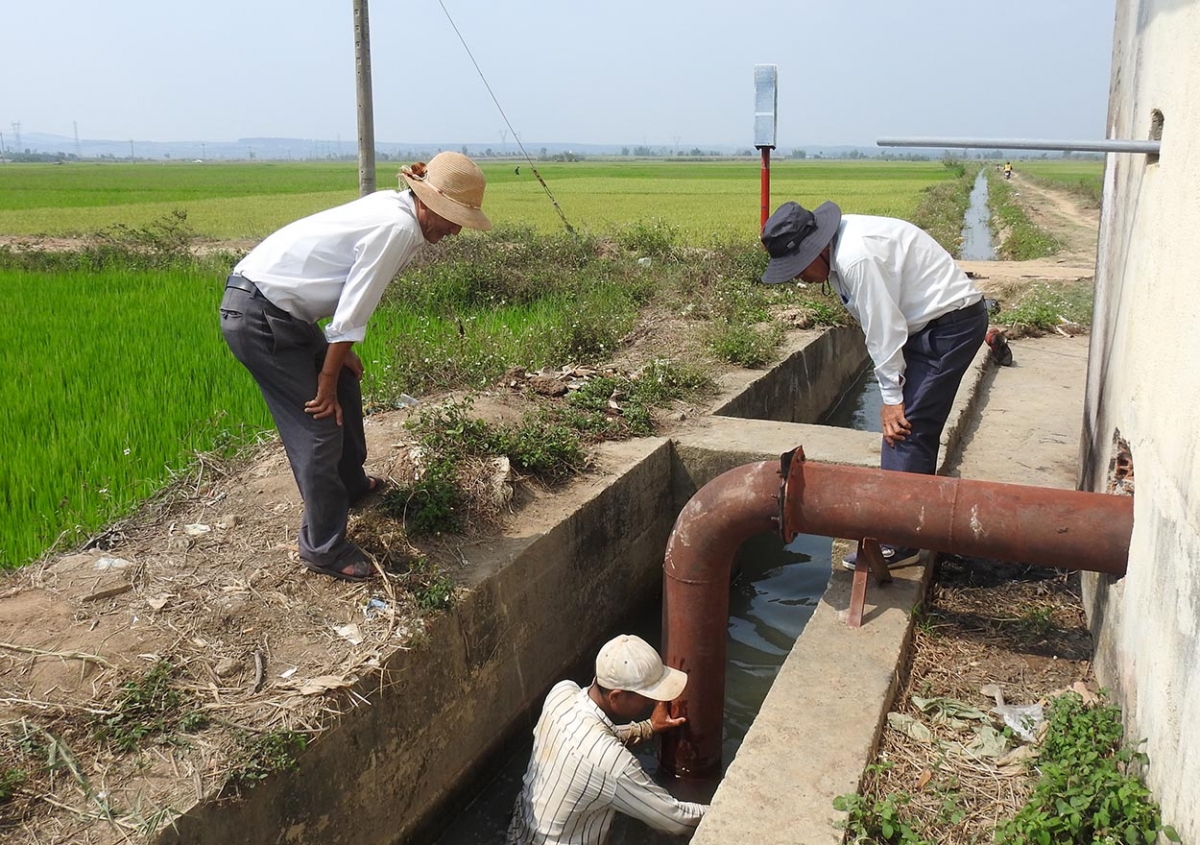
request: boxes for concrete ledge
[692,563,929,845]
[715,327,867,424]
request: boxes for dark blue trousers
[220,276,370,568]
[881,300,988,475]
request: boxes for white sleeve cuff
[324,325,367,344]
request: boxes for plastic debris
[334,623,364,646]
[94,556,132,571]
[981,683,1045,742]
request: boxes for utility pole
[73,122,81,159]
[129,139,135,161]
[353,0,376,195]
[0,131,6,163]
[11,122,21,154]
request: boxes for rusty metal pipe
[660,449,1133,779]
[779,449,1132,574]
[660,461,781,779]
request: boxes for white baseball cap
[594,635,688,702]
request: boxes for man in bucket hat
[220,152,490,582]
[761,201,987,570]
[507,634,706,844]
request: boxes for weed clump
[996,692,1179,845]
[994,280,1093,336]
[707,320,783,368]
[0,767,26,804]
[226,730,308,794]
[407,557,457,611]
[90,659,207,753]
[835,693,1179,845]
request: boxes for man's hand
[649,701,687,734]
[881,402,912,447]
[306,341,356,424]
[345,349,364,380]
[305,371,343,425]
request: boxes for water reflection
[819,363,882,433]
[960,168,997,261]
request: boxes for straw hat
[400,152,491,231]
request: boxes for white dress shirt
[234,190,426,344]
[828,214,982,404]
[506,681,706,845]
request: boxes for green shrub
[615,218,680,259]
[996,692,1179,845]
[383,463,465,536]
[707,320,783,368]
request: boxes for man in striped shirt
[506,635,707,844]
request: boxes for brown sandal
[302,556,376,583]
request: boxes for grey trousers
[220,276,371,567]
[881,299,988,476]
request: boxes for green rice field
[0,263,272,566]
[1,157,1087,568]
[0,159,959,243]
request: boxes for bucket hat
[400,151,492,231]
[760,200,842,284]
[595,634,688,702]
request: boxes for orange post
[759,147,771,229]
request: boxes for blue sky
[3,0,1117,148]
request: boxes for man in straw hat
[506,634,706,844]
[220,152,490,582]
[760,201,988,570]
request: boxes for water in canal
[960,168,997,261]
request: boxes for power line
[436,0,573,233]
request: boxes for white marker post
[754,65,778,229]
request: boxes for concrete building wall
[1081,1,1200,839]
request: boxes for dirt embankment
[0,177,1102,843]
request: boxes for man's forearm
[322,341,355,377]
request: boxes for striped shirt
[506,681,707,845]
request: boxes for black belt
[927,299,986,328]
[225,273,263,298]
